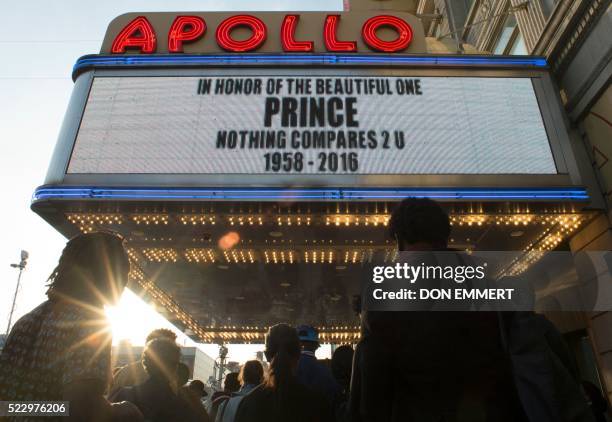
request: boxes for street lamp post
[210,344,229,390]
[6,250,29,335]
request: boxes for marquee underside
[32,195,595,344]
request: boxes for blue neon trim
[72,54,548,79]
[33,186,588,201]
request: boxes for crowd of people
[0,198,609,421]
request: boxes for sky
[0,0,341,363]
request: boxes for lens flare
[218,231,240,250]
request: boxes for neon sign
[110,14,415,54]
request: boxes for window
[509,32,528,55]
[433,20,442,38]
[540,0,561,19]
[492,11,528,55]
[493,12,517,54]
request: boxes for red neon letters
[111,16,157,53]
[168,16,206,53]
[281,15,314,52]
[110,14,415,54]
[323,15,357,52]
[362,15,413,52]
[216,15,267,52]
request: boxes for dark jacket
[235,381,334,422]
[502,312,595,422]
[347,310,525,422]
[111,377,205,422]
[297,351,341,405]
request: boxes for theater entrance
[32,196,597,344]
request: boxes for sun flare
[105,289,186,346]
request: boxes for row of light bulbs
[67,213,123,227]
[223,249,256,264]
[181,215,217,225]
[136,247,390,264]
[142,248,179,263]
[133,212,584,267]
[184,248,216,263]
[69,212,584,229]
[450,214,582,227]
[325,215,389,226]
[502,215,587,276]
[264,250,294,264]
[132,215,169,225]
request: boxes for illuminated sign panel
[67,75,556,175]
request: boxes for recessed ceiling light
[511,231,524,237]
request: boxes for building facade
[409,0,612,401]
[32,0,612,405]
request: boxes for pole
[6,250,28,335]
[6,267,24,335]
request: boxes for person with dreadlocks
[234,324,333,422]
[0,232,142,422]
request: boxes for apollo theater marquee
[31,7,601,343]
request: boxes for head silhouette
[264,324,300,389]
[389,198,451,251]
[262,324,301,418]
[239,360,264,386]
[46,231,130,306]
[331,345,354,386]
[187,379,207,397]
[146,328,177,344]
[142,337,181,383]
[224,372,240,393]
